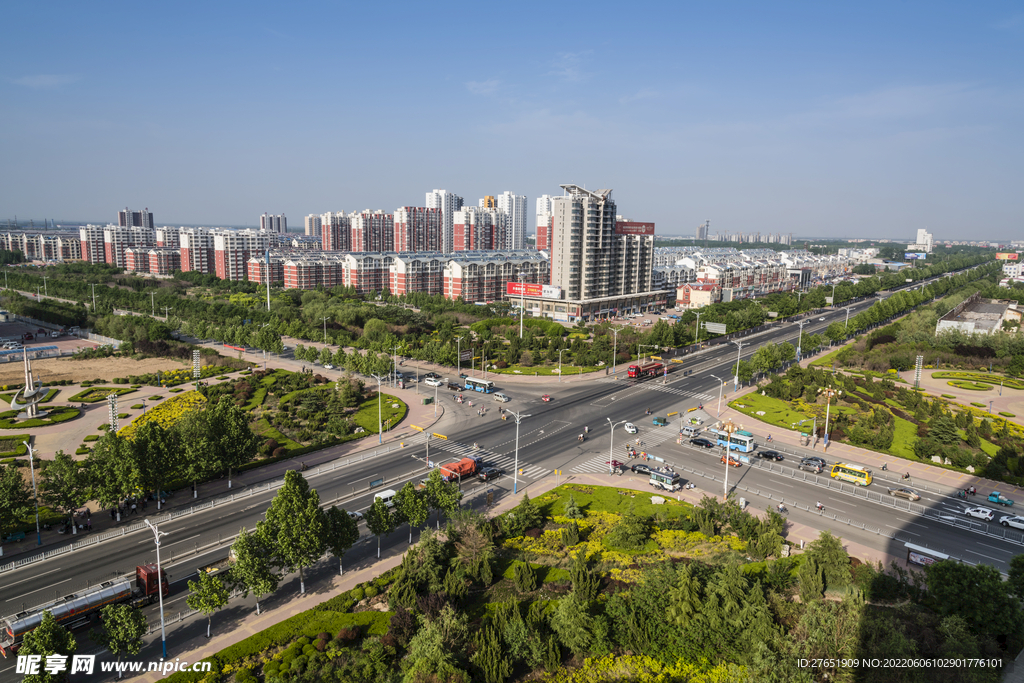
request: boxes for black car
[758,450,783,461]
[424,372,441,380]
[631,463,652,475]
[477,467,503,482]
[690,438,714,448]
[803,456,827,468]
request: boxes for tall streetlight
[370,374,387,444]
[42,277,48,297]
[720,419,738,499]
[320,317,330,345]
[795,321,808,362]
[831,283,837,307]
[693,311,701,345]
[819,386,841,451]
[91,283,97,311]
[639,344,658,366]
[710,374,725,418]
[730,340,744,391]
[433,379,439,417]
[22,442,42,546]
[558,349,565,382]
[610,325,624,377]
[508,409,531,493]
[143,520,169,659]
[151,291,155,316]
[455,336,463,378]
[160,306,172,320]
[606,418,629,474]
[390,345,401,388]
[517,271,525,339]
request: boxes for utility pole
[151,291,155,316]
[160,306,172,320]
[518,271,525,339]
[91,283,97,311]
[320,317,330,345]
[731,340,744,391]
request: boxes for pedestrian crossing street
[570,425,681,474]
[417,436,552,480]
[596,377,714,401]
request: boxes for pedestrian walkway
[425,438,550,480]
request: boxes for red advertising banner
[615,221,655,236]
[507,282,544,297]
[996,253,1019,260]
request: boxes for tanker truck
[0,564,168,658]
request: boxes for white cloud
[466,79,500,95]
[12,74,78,89]
[548,51,591,82]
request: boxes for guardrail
[0,445,405,575]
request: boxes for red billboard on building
[996,253,1019,260]
[615,221,655,236]
[507,282,544,297]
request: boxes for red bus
[627,362,664,379]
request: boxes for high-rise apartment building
[259,213,287,234]
[155,227,180,248]
[321,212,350,252]
[696,220,709,241]
[452,207,506,251]
[536,194,556,252]
[118,208,154,229]
[104,226,154,268]
[426,189,464,253]
[497,191,528,250]
[349,211,394,253]
[479,196,496,209]
[914,228,934,253]
[214,230,270,281]
[79,225,106,263]
[179,228,215,273]
[305,215,322,238]
[545,185,658,318]
[393,207,442,253]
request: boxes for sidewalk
[135,468,900,682]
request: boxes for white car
[818,317,826,321]
[424,377,444,387]
[999,515,1024,530]
[493,393,511,403]
[964,507,995,522]
[324,364,334,370]
[624,422,638,434]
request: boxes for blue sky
[2,1,1022,240]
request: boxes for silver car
[964,507,995,522]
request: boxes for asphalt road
[5,266,1015,679]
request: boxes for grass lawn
[488,364,605,377]
[0,434,31,457]
[533,483,691,521]
[68,387,136,403]
[352,394,407,434]
[887,417,918,459]
[729,394,816,431]
[933,371,1024,391]
[0,406,81,429]
[809,345,848,368]
[947,380,991,391]
[979,438,1000,457]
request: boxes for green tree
[924,560,1022,640]
[40,451,91,531]
[605,505,651,551]
[1009,554,1024,600]
[804,530,851,590]
[512,561,537,592]
[323,505,360,575]
[186,571,230,639]
[229,527,280,615]
[403,605,471,683]
[0,462,34,550]
[86,432,137,517]
[504,492,543,537]
[365,496,396,559]
[90,603,147,678]
[550,593,593,657]
[257,470,326,593]
[318,345,333,365]
[18,611,76,683]
[569,549,599,601]
[424,468,461,529]
[471,625,512,683]
[206,398,260,487]
[127,422,178,508]
[929,415,960,445]
[394,481,429,545]
[562,493,583,519]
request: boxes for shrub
[350,587,365,602]
[999,412,1016,418]
[513,561,537,592]
[272,447,287,458]
[235,668,256,683]
[364,585,378,599]
[336,627,360,642]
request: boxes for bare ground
[0,356,189,385]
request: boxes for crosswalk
[596,376,713,401]
[572,454,619,474]
[420,437,552,480]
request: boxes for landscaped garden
[933,371,1024,390]
[732,364,1024,485]
[0,406,81,429]
[118,390,207,440]
[156,479,1020,683]
[947,380,992,391]
[68,386,137,403]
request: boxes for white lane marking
[8,578,72,601]
[3,566,64,588]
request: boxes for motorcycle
[957,490,967,500]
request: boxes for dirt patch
[0,357,189,385]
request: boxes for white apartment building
[259,213,287,234]
[452,206,506,251]
[214,230,270,281]
[426,189,464,254]
[305,215,322,238]
[179,228,215,273]
[103,226,155,269]
[320,212,350,252]
[497,191,528,250]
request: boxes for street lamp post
[143,520,169,659]
[43,277,47,298]
[720,419,738,499]
[455,336,462,378]
[518,271,525,339]
[508,409,532,494]
[558,349,565,382]
[151,291,155,316]
[694,311,701,345]
[796,321,807,361]
[710,374,725,418]
[391,345,400,388]
[370,374,387,444]
[730,340,744,390]
[22,442,42,546]
[433,380,438,417]
[820,387,841,451]
[606,418,628,474]
[610,326,624,377]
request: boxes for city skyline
[2,1,1022,240]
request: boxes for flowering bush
[653,529,745,556]
[118,390,207,440]
[541,654,742,682]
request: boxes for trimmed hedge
[83,434,99,442]
[0,435,31,457]
[999,412,1016,418]
[68,387,136,403]
[0,406,81,429]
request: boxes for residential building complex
[496,191,528,250]
[259,213,287,234]
[425,189,464,254]
[452,207,505,251]
[393,207,442,253]
[214,230,270,281]
[320,212,350,252]
[0,231,81,261]
[304,214,322,238]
